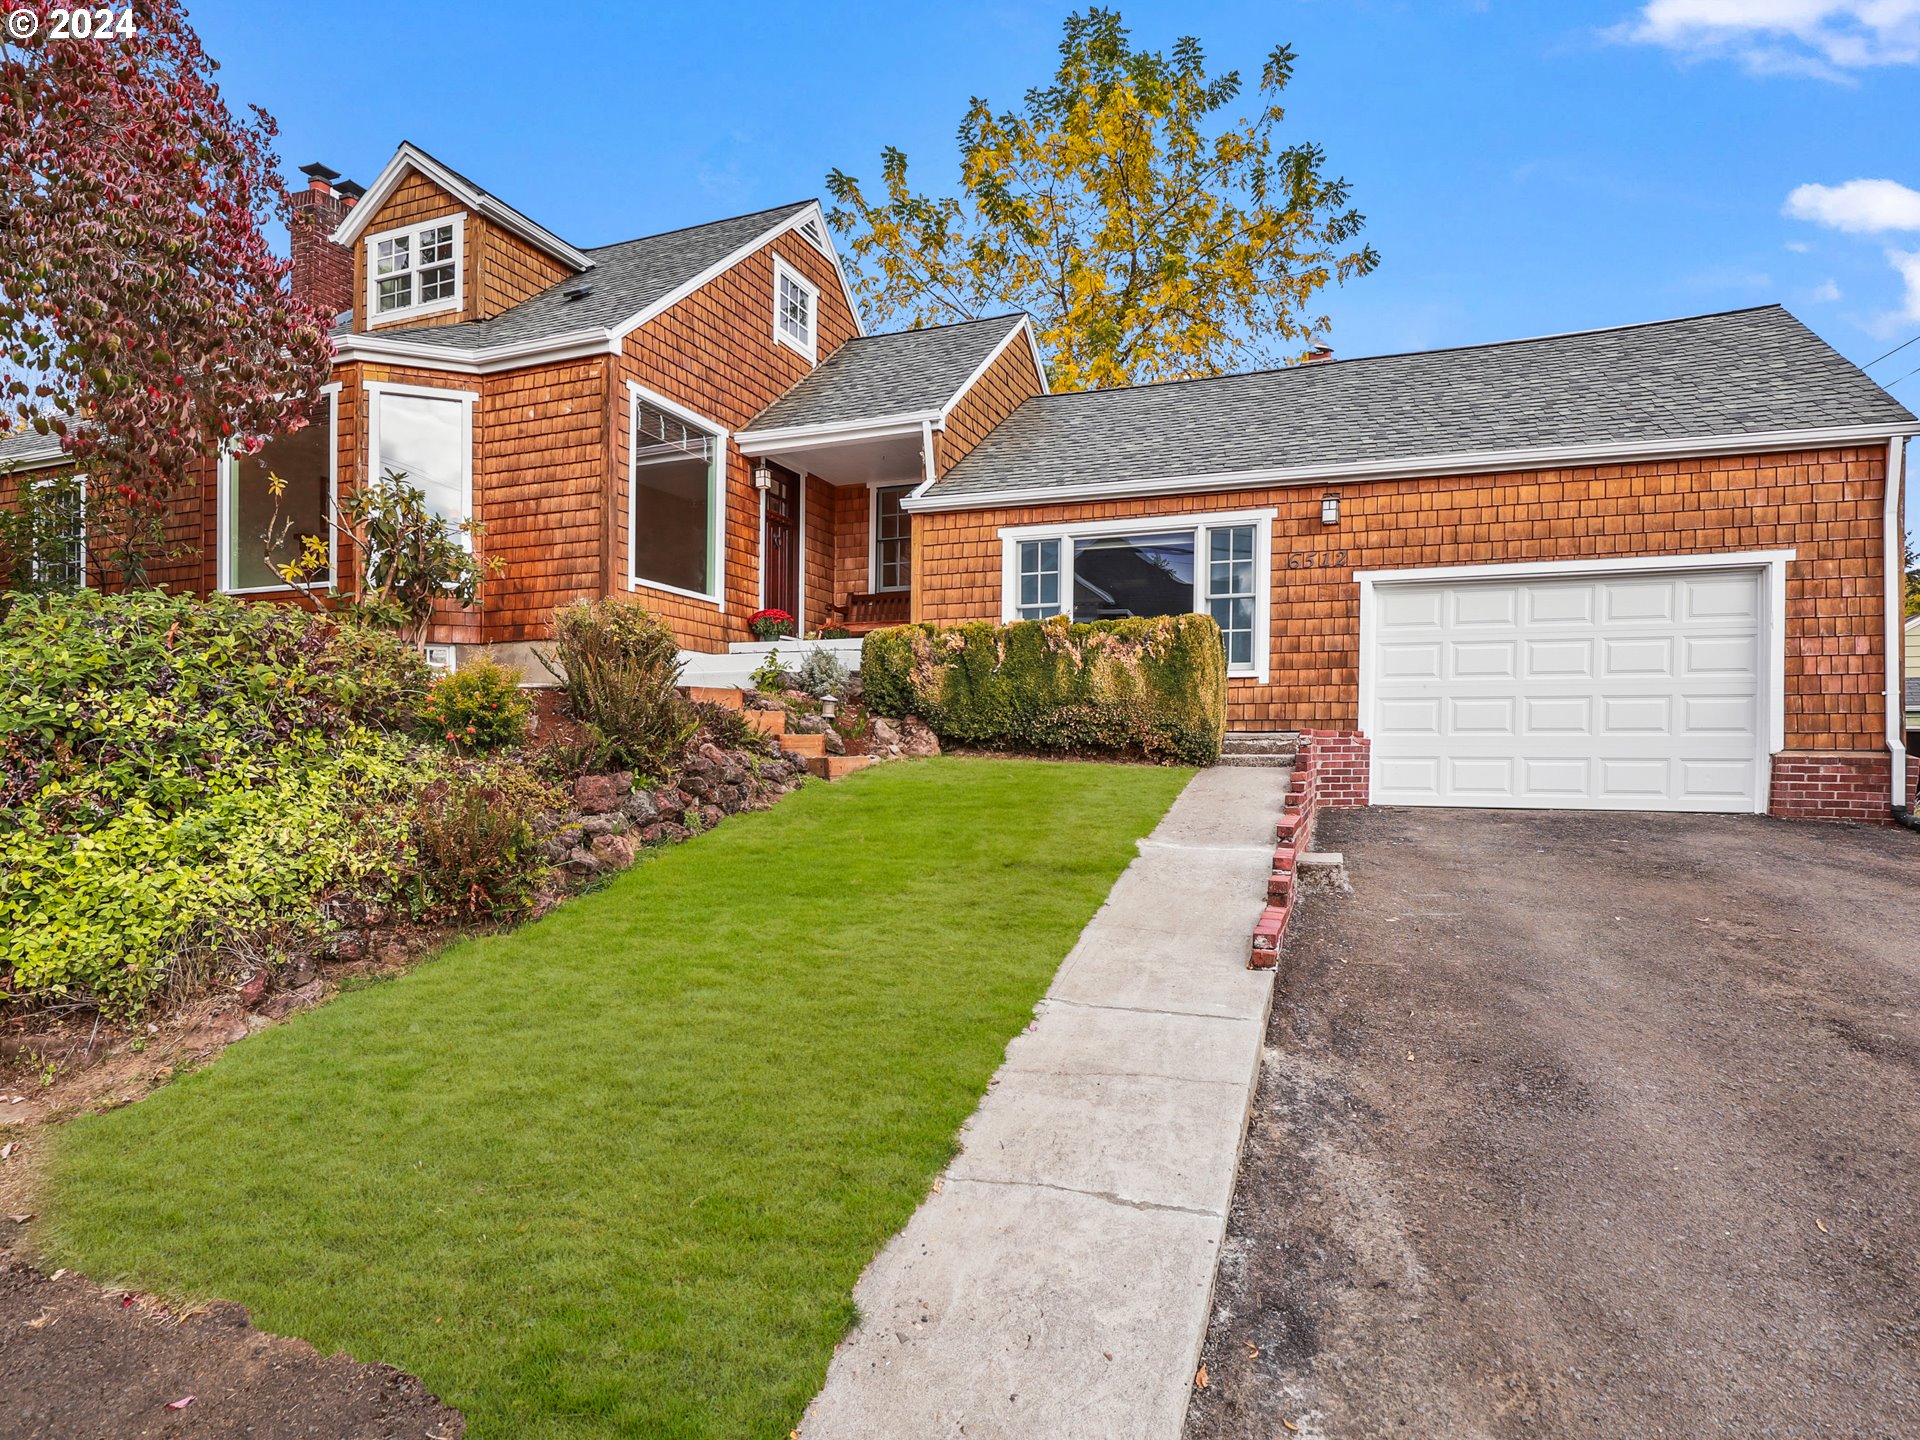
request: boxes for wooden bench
[836,591,910,635]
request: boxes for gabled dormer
[330,142,594,334]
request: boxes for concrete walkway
[800,766,1286,1440]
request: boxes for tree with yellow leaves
[825,9,1378,391]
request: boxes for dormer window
[772,255,818,361]
[367,214,464,322]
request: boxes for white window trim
[1354,548,1797,815]
[365,212,465,326]
[996,507,1276,682]
[363,380,477,553]
[28,472,86,590]
[627,379,728,609]
[218,385,340,595]
[771,255,819,363]
[868,480,915,594]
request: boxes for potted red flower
[747,607,794,641]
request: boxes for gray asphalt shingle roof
[923,305,1917,505]
[0,429,67,470]
[345,202,814,352]
[743,315,1031,432]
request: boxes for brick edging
[1249,748,1319,970]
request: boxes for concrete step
[687,685,745,710]
[1217,754,1295,769]
[806,754,876,781]
[1223,732,1298,758]
[744,708,787,737]
[780,732,828,759]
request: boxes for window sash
[370,219,460,316]
[1005,518,1266,674]
[629,393,721,599]
[873,484,912,592]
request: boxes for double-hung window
[872,484,913,591]
[772,256,818,360]
[29,475,86,591]
[367,215,464,321]
[1002,510,1272,677]
[629,384,724,600]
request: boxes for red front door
[764,464,799,621]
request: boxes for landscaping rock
[824,728,847,756]
[638,822,691,846]
[260,979,327,1021]
[900,717,941,757]
[622,789,660,825]
[573,772,632,815]
[589,833,638,871]
[279,954,319,990]
[869,716,901,751]
[237,971,270,1011]
[564,845,601,874]
[787,711,828,734]
[576,812,628,838]
[540,828,584,864]
[653,788,689,821]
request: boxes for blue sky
[189,0,1920,522]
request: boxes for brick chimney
[1304,343,1335,365]
[289,162,355,321]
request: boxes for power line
[1866,332,1920,368]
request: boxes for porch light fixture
[752,460,773,491]
[1320,491,1341,526]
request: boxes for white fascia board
[799,201,867,341]
[0,443,71,474]
[934,316,1042,423]
[603,206,824,347]
[734,411,944,454]
[1884,436,1907,803]
[331,329,616,376]
[903,424,1920,513]
[332,143,593,271]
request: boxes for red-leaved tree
[1,0,333,583]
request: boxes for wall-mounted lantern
[752,460,774,491]
[1320,490,1341,526]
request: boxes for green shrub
[861,615,1226,764]
[419,657,532,752]
[542,601,698,777]
[795,648,850,699]
[411,762,555,919]
[0,591,439,1011]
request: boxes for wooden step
[744,708,787,737]
[779,732,827,758]
[806,754,876,781]
[687,686,744,710]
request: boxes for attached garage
[1360,554,1787,813]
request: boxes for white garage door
[1368,567,1765,812]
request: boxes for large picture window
[872,484,913,592]
[630,387,722,599]
[1000,510,1272,677]
[222,392,336,593]
[371,387,472,533]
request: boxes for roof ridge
[1022,304,1795,403]
[583,200,814,255]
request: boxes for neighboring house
[3,143,1916,822]
[1906,612,1919,736]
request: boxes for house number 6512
[1284,549,1349,570]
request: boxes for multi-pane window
[1204,525,1257,668]
[1016,539,1061,620]
[631,393,719,597]
[873,484,912,591]
[773,257,817,357]
[30,477,85,591]
[370,217,462,318]
[1005,516,1266,673]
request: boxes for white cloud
[1784,178,1920,231]
[1889,248,1920,320]
[1784,239,1814,251]
[1808,278,1844,301]
[1619,1,1920,78]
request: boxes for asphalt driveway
[1186,807,1920,1440]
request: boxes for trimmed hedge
[861,615,1226,764]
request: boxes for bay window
[1000,509,1273,677]
[220,389,337,592]
[629,383,723,600]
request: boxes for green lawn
[45,758,1190,1439]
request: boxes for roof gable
[332,142,593,273]
[741,315,1042,436]
[920,306,1918,508]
